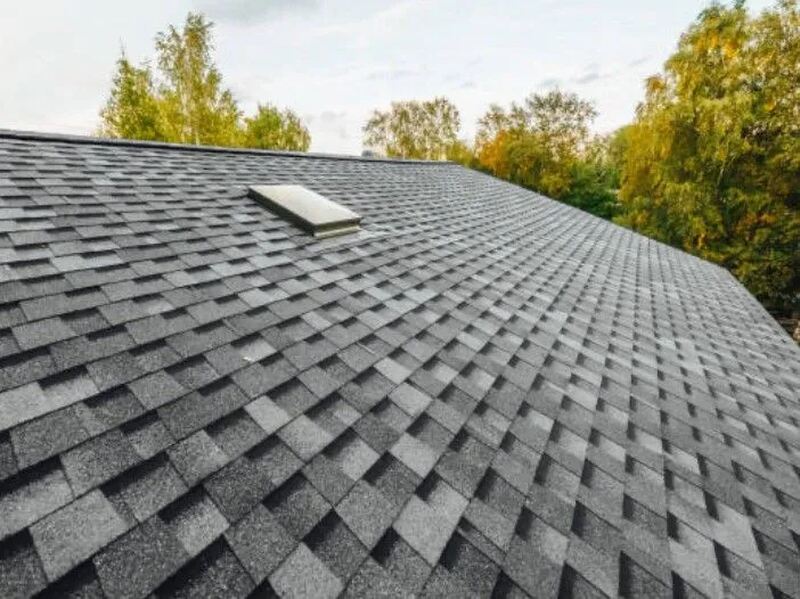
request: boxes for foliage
[616,0,800,312]
[562,136,619,219]
[100,13,310,151]
[476,90,597,150]
[562,160,618,219]
[444,139,479,168]
[99,56,163,141]
[243,104,310,151]
[474,90,616,212]
[605,125,633,189]
[363,97,461,160]
[153,13,241,146]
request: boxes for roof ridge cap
[0,128,451,165]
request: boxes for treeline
[100,2,799,318]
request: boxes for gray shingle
[0,531,47,599]
[107,455,187,522]
[394,495,455,566]
[61,428,140,494]
[269,543,343,599]
[155,539,255,599]
[390,433,439,478]
[87,351,144,391]
[302,454,353,504]
[30,489,128,581]
[244,395,291,435]
[206,409,266,457]
[305,512,368,581]
[0,462,73,539]
[278,415,333,460]
[79,385,144,434]
[225,503,295,583]
[0,329,20,361]
[335,480,397,548]
[124,413,173,459]
[158,378,248,438]
[161,489,228,557]
[462,498,515,552]
[503,536,564,598]
[437,533,500,595]
[343,556,410,598]
[93,517,188,599]
[390,383,432,417]
[0,383,46,431]
[12,317,74,351]
[265,473,330,540]
[127,370,185,409]
[166,430,227,487]
[0,348,56,390]
[0,131,798,599]
[372,529,431,594]
[0,433,16,481]
[11,405,89,468]
[40,368,99,413]
[327,430,380,480]
[203,455,273,522]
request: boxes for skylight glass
[248,185,361,238]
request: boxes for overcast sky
[1,0,774,155]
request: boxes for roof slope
[0,131,799,598]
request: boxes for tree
[153,13,241,146]
[605,125,633,190]
[99,55,163,141]
[475,90,603,201]
[99,13,311,151]
[243,104,310,151]
[562,135,619,219]
[616,0,800,313]
[444,139,479,168]
[363,97,461,159]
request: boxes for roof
[0,130,799,599]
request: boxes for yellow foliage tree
[617,0,800,311]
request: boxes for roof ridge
[0,128,450,165]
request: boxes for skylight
[248,184,361,238]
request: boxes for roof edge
[0,128,450,165]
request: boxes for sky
[0,0,775,155]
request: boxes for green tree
[363,97,461,159]
[616,0,800,312]
[562,136,619,219]
[99,13,310,151]
[99,55,163,141]
[153,13,241,146]
[243,104,310,151]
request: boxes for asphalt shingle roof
[1,129,799,598]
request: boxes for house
[0,130,798,598]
